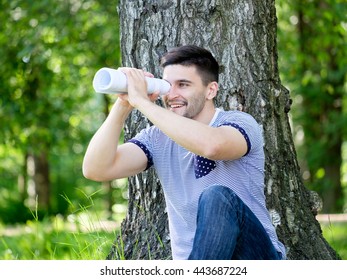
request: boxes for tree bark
[107,0,340,260]
[26,152,50,213]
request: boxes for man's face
[162,65,209,120]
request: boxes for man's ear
[206,81,219,100]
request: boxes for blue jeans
[188,185,281,260]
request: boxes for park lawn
[0,216,117,260]
[0,217,346,260]
[320,222,347,260]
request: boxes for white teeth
[167,100,187,109]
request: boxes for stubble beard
[182,94,206,119]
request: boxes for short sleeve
[127,139,153,170]
[218,122,251,156]
[127,126,158,170]
[216,111,263,157]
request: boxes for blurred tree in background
[277,0,347,213]
[0,0,123,223]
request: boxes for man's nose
[166,85,179,99]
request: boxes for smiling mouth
[170,104,185,109]
[167,101,187,109]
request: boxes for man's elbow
[202,142,244,161]
[82,163,103,182]
[202,142,224,160]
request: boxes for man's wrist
[112,98,133,120]
[134,97,155,114]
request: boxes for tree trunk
[26,151,50,213]
[107,0,340,260]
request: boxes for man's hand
[118,67,160,108]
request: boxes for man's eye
[179,83,189,87]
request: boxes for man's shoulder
[215,109,258,125]
[134,124,169,144]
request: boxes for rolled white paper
[92,67,171,95]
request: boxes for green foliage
[0,197,32,224]
[0,0,122,220]
[276,0,347,212]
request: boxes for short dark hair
[160,45,219,85]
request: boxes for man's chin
[170,107,186,115]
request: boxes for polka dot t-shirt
[128,108,286,260]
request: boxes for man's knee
[199,185,238,207]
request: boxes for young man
[83,45,286,260]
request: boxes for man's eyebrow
[176,79,193,84]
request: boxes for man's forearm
[134,99,216,157]
[134,99,247,161]
[82,98,132,180]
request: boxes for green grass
[0,215,117,260]
[0,189,127,260]
[320,222,347,260]
[1,217,346,260]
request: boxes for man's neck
[193,103,217,125]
